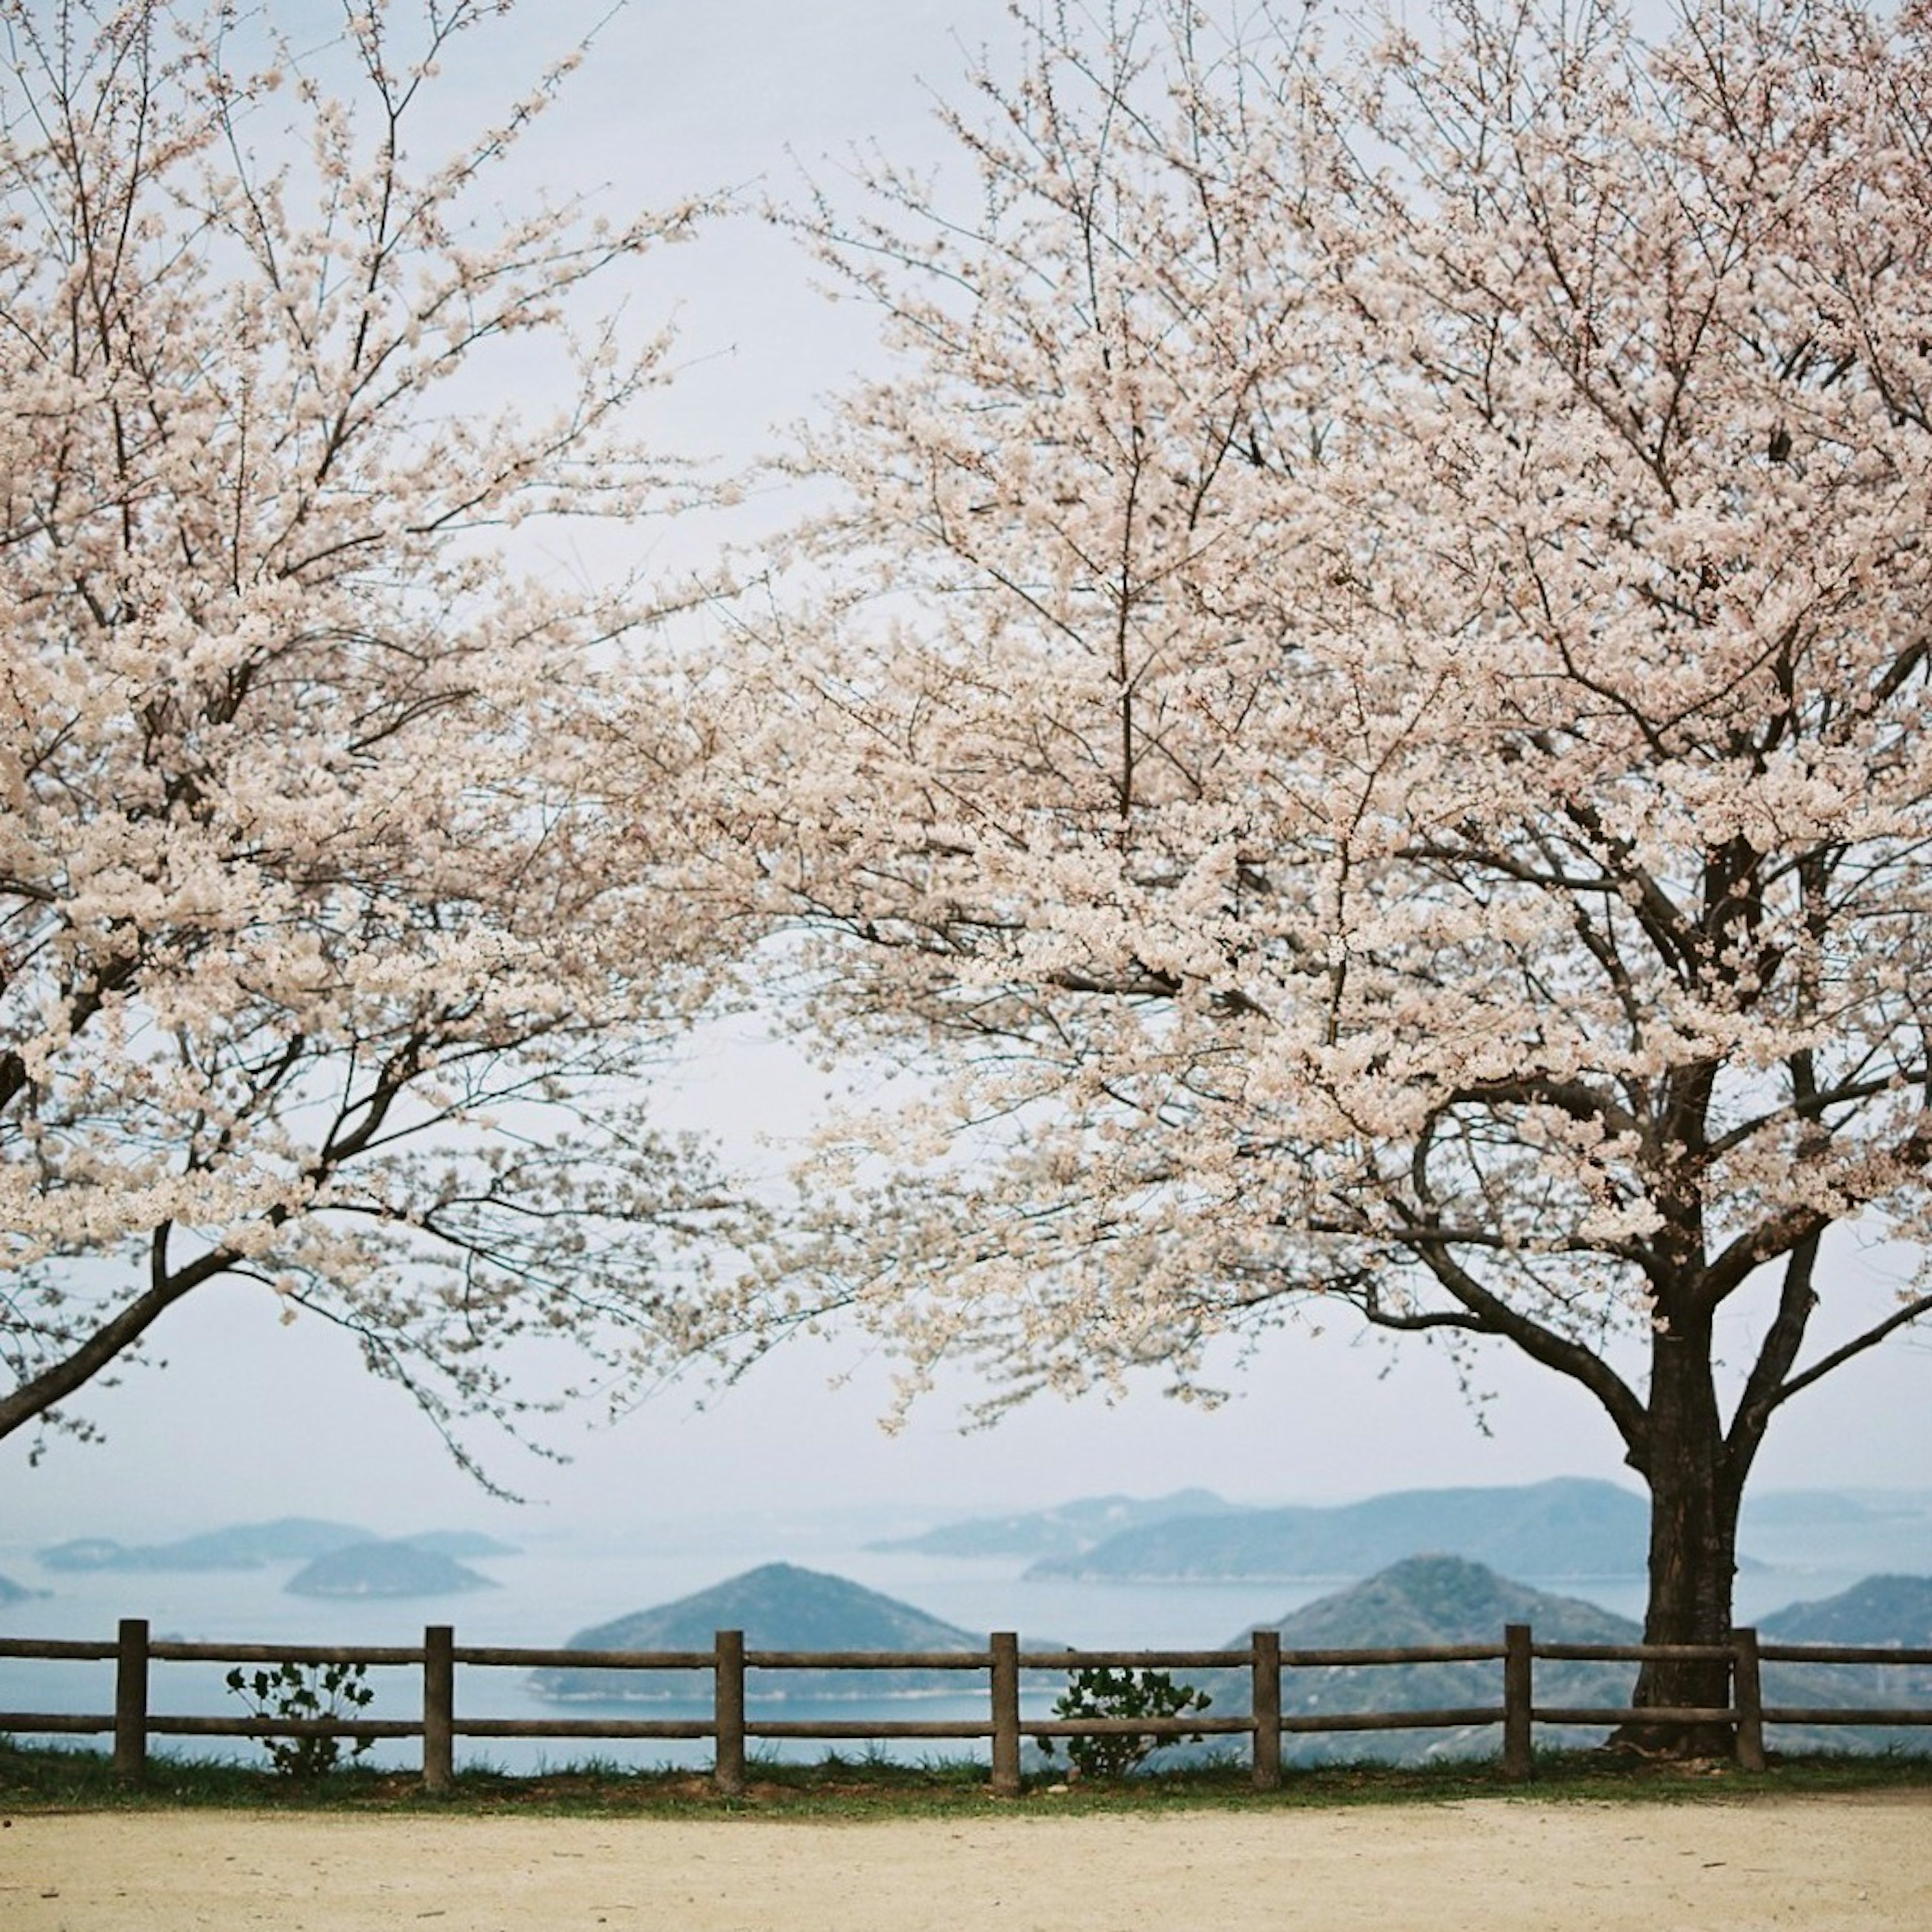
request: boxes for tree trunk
[1615,1311,1742,1756]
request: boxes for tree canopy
[706,0,1932,1728]
[0,0,731,1478]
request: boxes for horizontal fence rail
[4,1620,1931,1794]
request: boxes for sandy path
[5,1796,1926,1930]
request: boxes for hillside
[1178,1555,1642,1766]
[531,1563,982,1703]
[1151,1560,1932,1765]
[285,1542,498,1599]
[1750,1574,1932,1751]
[1029,1478,1651,1581]
[1763,1574,1932,1646]
[869,1491,1234,1561]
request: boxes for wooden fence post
[422,1625,455,1793]
[1502,1623,1534,1780]
[989,1632,1021,1797]
[714,1629,746,1797]
[1731,1627,1766,1773]
[113,1617,149,1787]
[1251,1629,1282,1791]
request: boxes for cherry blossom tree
[717,0,1932,1744]
[0,0,737,1481]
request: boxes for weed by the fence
[223,1660,375,1779]
[1041,1665,1214,1779]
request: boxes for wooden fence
[5,1620,1932,1794]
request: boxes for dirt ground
[5,1795,1927,1930]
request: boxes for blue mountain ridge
[530,1561,989,1703]
[38,1519,515,1573]
[1026,1477,1653,1580]
[285,1542,499,1599]
[867,1489,1235,1560]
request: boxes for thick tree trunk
[1615,1311,1743,1756]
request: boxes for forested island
[285,1542,498,1599]
[39,1519,515,1575]
[532,1563,984,1703]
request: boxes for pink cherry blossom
[717,0,1932,1745]
[0,1,737,1486]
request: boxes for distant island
[531,1562,983,1703]
[41,1519,374,1572]
[526,1549,1932,1761]
[1026,1478,1654,1582]
[1172,1554,1644,1765]
[398,1530,519,1560]
[40,1518,516,1573]
[869,1490,1235,1562]
[1172,1555,1932,1765]
[285,1541,499,1599]
[1751,1574,1932,1752]
[1762,1574,1932,1647]
[0,1571,41,1604]
[1734,1489,1932,1578]
[874,1482,1932,1589]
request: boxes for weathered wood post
[989,1632,1021,1797]
[714,1629,746,1797]
[1730,1627,1766,1773]
[422,1625,455,1793]
[1251,1629,1282,1790]
[112,1617,149,1787]
[1502,1623,1534,1780]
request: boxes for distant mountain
[1029,1478,1651,1581]
[40,1518,372,1572]
[0,1572,38,1604]
[869,1490,1235,1561]
[1262,1552,1641,1650]
[1151,1559,1932,1765]
[399,1530,519,1559]
[1750,1575,1932,1752]
[1736,1490,1932,1579]
[531,1562,982,1703]
[1762,1575,1932,1647]
[1176,1555,1642,1765]
[285,1541,498,1599]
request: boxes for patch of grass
[5,1735,1930,1819]
[0,1739,422,1813]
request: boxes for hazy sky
[4,0,1928,1552]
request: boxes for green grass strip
[6,1737,1932,1819]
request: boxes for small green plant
[1041,1664,1213,1780]
[223,1660,375,1780]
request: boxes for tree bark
[0,1242,216,1444]
[1615,1309,1743,1756]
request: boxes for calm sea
[0,1517,1883,1773]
